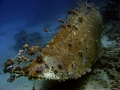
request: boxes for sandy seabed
[0,33,115,90]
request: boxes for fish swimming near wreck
[4,1,102,82]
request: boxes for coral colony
[3,0,102,89]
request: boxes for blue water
[0,0,112,90]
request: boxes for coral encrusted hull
[4,2,102,82]
[28,5,102,81]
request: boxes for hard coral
[36,66,45,72]
[22,66,29,75]
[60,24,66,28]
[23,44,29,50]
[36,55,43,63]
[58,19,64,23]
[68,71,75,79]
[26,49,36,56]
[66,9,75,14]
[4,59,14,68]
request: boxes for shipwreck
[4,1,102,84]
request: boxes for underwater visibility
[0,0,119,90]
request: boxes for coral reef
[100,0,119,41]
[102,21,119,41]
[85,0,120,89]
[88,42,120,89]
[100,0,119,24]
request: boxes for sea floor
[0,33,117,90]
